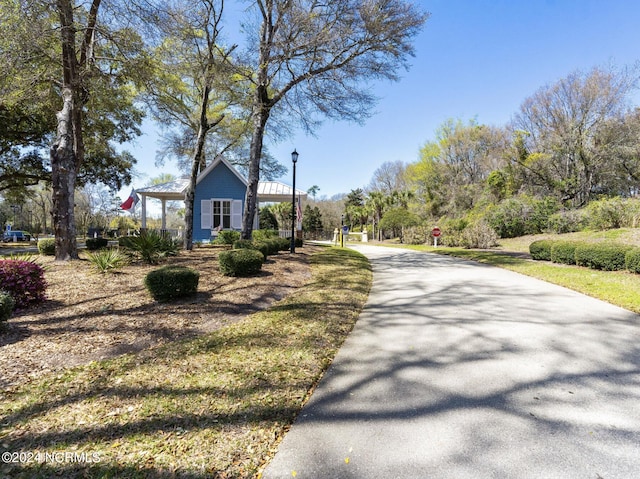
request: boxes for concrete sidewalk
[262,245,640,479]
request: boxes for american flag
[296,197,303,222]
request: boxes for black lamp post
[290,149,299,253]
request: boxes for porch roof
[135,179,307,203]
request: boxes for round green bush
[529,240,555,261]
[218,249,264,277]
[233,239,257,250]
[215,230,241,245]
[575,243,633,271]
[86,237,109,250]
[144,265,200,301]
[625,248,640,274]
[0,290,15,323]
[550,241,582,265]
[251,229,278,242]
[251,241,271,260]
[38,238,56,256]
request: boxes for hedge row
[529,239,640,273]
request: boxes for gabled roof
[135,157,306,203]
[196,156,248,187]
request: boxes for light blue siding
[193,161,247,242]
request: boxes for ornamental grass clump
[144,265,200,301]
[87,248,129,274]
[121,230,179,264]
[218,249,264,276]
[0,260,47,309]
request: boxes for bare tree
[368,160,407,195]
[511,65,639,206]
[238,0,428,239]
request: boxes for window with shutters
[213,200,231,229]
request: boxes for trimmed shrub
[0,290,15,323]
[575,243,633,271]
[550,241,582,265]
[233,239,257,250]
[295,237,304,248]
[275,236,291,251]
[625,248,640,274]
[144,265,200,301]
[85,237,109,250]
[252,229,278,242]
[87,248,129,274]
[252,241,271,260]
[529,240,555,261]
[218,249,264,276]
[215,230,241,245]
[38,238,56,256]
[0,260,47,308]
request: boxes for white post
[141,195,147,229]
[161,199,167,230]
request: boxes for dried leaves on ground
[1,247,314,391]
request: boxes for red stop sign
[432,227,441,237]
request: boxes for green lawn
[392,231,640,314]
[0,247,372,478]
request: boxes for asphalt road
[262,245,640,479]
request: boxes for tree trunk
[50,0,83,260]
[241,106,269,240]
[184,120,209,250]
[51,86,79,260]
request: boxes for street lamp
[290,149,299,253]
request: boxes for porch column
[161,199,167,231]
[141,195,147,229]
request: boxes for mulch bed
[1,247,315,391]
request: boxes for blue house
[135,157,306,242]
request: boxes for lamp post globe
[290,150,298,253]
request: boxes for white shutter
[201,199,212,229]
[231,200,242,229]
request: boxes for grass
[392,238,640,314]
[0,246,372,479]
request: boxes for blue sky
[122,0,640,209]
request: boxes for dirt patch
[0,246,316,391]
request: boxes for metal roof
[136,178,306,203]
[257,181,307,202]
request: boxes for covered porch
[135,179,307,236]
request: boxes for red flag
[296,197,303,222]
[120,188,139,211]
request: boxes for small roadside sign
[432,226,441,247]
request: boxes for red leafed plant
[0,260,47,309]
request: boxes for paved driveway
[263,245,640,479]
